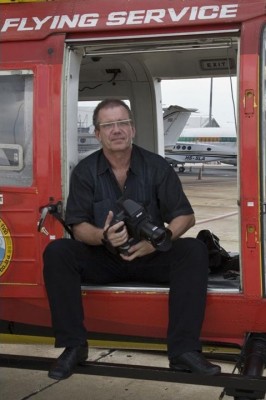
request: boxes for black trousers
[43,237,209,359]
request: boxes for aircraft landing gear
[165,158,185,173]
[225,334,266,400]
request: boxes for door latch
[37,201,73,238]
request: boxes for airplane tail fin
[163,105,197,147]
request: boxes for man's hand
[120,240,155,261]
[103,211,129,249]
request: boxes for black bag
[196,229,239,275]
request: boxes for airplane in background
[78,104,196,159]
[163,106,237,172]
[163,105,197,146]
[76,105,237,171]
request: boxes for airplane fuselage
[165,125,237,166]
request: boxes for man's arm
[72,211,114,245]
[72,221,105,245]
[72,211,129,248]
[167,213,195,240]
[120,213,195,261]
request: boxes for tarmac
[180,164,239,253]
[1,343,239,400]
[1,164,258,400]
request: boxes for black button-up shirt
[65,144,193,229]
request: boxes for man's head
[93,99,135,154]
[93,99,134,128]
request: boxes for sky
[79,77,237,128]
[161,77,237,126]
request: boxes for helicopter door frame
[61,47,82,207]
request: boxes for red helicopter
[0,1,266,398]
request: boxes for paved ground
[1,343,240,400]
[2,164,262,400]
[180,164,238,252]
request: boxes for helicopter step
[224,334,266,400]
[1,344,266,400]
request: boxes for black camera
[111,199,172,255]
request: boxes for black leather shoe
[48,343,88,380]
[169,351,221,375]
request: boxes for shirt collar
[97,145,140,176]
[129,145,140,175]
[97,149,110,175]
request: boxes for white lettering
[33,16,53,30]
[190,7,198,20]
[57,14,80,29]
[107,11,127,26]
[17,18,33,31]
[108,9,165,26]
[0,5,239,33]
[78,13,99,27]
[1,18,20,32]
[50,16,60,29]
[144,9,165,24]
[198,6,219,19]
[127,10,145,25]
[169,5,238,22]
[168,7,189,22]
[220,4,238,18]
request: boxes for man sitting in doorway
[43,98,221,380]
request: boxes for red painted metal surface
[0,1,265,43]
[0,0,266,351]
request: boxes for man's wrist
[101,227,117,254]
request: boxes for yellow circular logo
[0,219,13,276]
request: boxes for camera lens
[139,223,172,251]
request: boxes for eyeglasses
[98,119,132,131]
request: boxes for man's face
[95,105,135,153]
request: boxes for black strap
[51,211,74,239]
[45,202,74,239]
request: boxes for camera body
[112,199,172,255]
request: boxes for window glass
[0,71,33,186]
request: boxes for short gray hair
[93,99,134,128]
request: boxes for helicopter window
[0,71,33,186]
